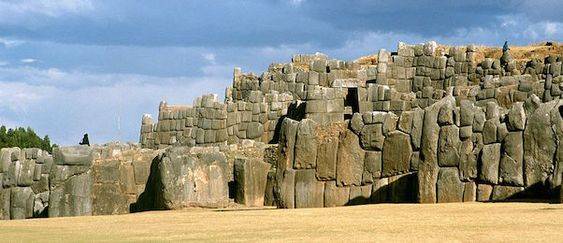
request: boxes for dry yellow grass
[0,202,562,242]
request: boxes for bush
[0,126,55,153]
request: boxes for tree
[0,126,55,153]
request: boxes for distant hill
[0,126,55,153]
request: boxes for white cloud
[288,0,306,6]
[0,37,24,48]
[20,58,37,64]
[0,0,94,24]
[0,60,8,66]
[202,53,216,64]
[0,64,233,145]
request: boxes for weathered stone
[18,159,35,187]
[437,125,460,167]
[324,181,349,207]
[486,102,499,120]
[92,182,128,215]
[154,148,229,209]
[275,169,295,208]
[491,185,524,201]
[463,182,477,202]
[316,135,338,180]
[349,184,372,205]
[438,102,454,125]
[382,113,399,135]
[277,118,298,170]
[398,111,413,133]
[10,187,34,219]
[246,122,264,139]
[473,111,486,132]
[382,131,412,177]
[419,96,455,203]
[480,143,501,184]
[477,184,493,202]
[459,139,477,181]
[459,100,475,126]
[507,102,526,131]
[482,119,498,144]
[234,157,271,207]
[436,168,464,203]
[411,108,424,150]
[360,124,385,151]
[523,100,558,187]
[53,146,93,166]
[459,126,472,140]
[499,132,524,186]
[0,188,10,220]
[336,130,365,186]
[295,169,324,208]
[294,119,318,169]
[362,151,382,184]
[350,113,364,133]
[49,170,92,218]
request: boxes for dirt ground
[0,202,562,242]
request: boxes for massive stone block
[419,96,455,203]
[382,131,412,177]
[294,119,318,169]
[360,124,384,151]
[523,100,558,187]
[324,181,349,207]
[277,118,298,170]
[349,184,372,205]
[336,130,365,186]
[362,151,382,184]
[437,125,460,167]
[234,157,271,207]
[499,132,524,186]
[0,188,10,220]
[436,168,464,203]
[491,185,524,201]
[480,143,501,184]
[295,169,324,208]
[316,133,339,180]
[155,147,229,209]
[49,146,94,218]
[10,187,34,220]
[275,168,295,208]
[411,108,424,150]
[459,139,477,181]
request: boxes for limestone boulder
[419,96,455,203]
[382,131,412,177]
[155,147,229,209]
[523,100,558,187]
[437,125,460,167]
[336,130,365,186]
[324,181,349,207]
[234,157,271,207]
[360,124,385,151]
[491,185,524,201]
[436,168,464,203]
[480,143,501,184]
[294,119,318,169]
[294,169,324,208]
[499,132,524,186]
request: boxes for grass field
[1,202,562,242]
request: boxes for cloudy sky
[0,0,561,145]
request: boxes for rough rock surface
[234,157,271,207]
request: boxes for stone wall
[0,148,52,219]
[274,93,563,208]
